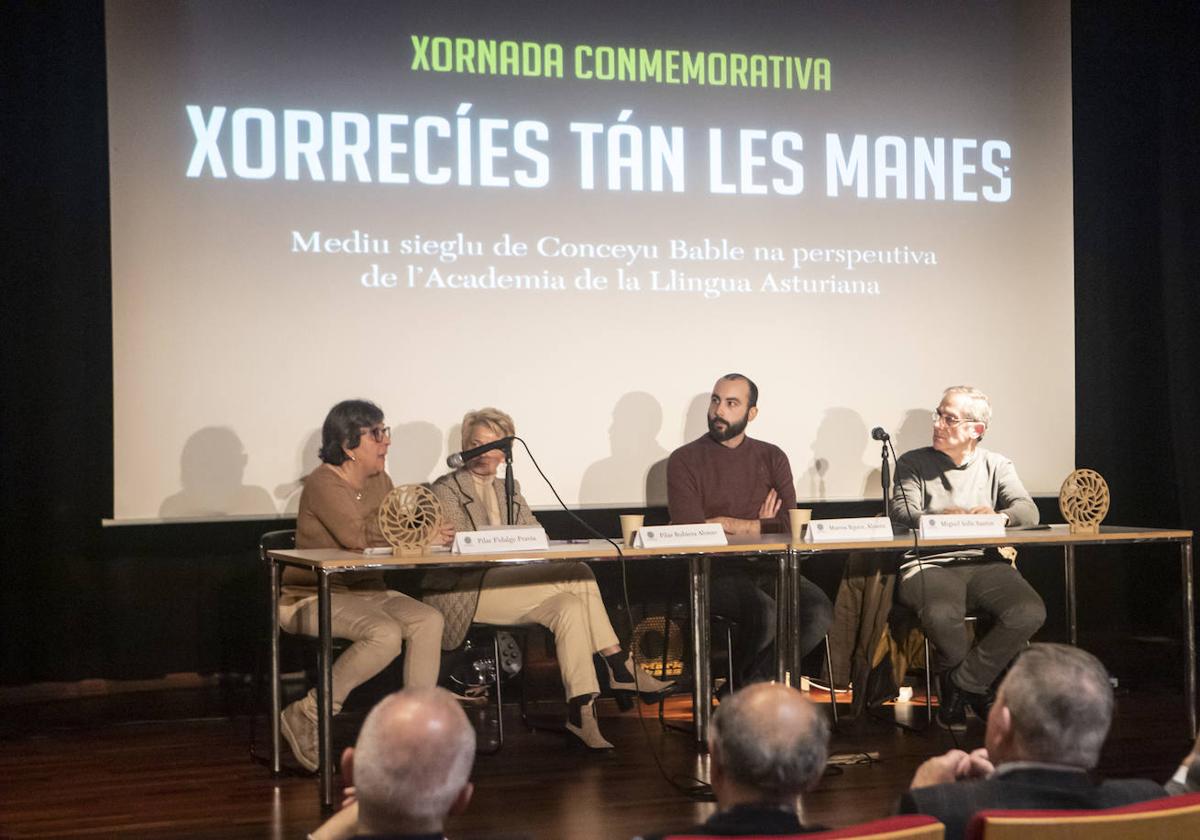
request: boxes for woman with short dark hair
[278,399,445,772]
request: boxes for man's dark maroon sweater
[666,434,794,534]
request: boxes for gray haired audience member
[900,643,1167,840]
[637,682,831,838]
[309,687,476,840]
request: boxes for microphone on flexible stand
[446,436,518,524]
[445,436,515,469]
[871,427,891,513]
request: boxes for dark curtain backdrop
[2,2,1198,686]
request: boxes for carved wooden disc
[377,484,443,550]
[1059,468,1109,533]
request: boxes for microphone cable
[514,437,715,799]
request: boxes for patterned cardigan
[423,469,539,649]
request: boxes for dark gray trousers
[896,560,1046,694]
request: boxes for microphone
[446,436,515,469]
[873,427,892,510]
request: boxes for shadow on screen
[159,426,275,518]
[389,420,443,484]
[797,407,880,500]
[895,407,931,457]
[682,391,709,443]
[275,426,321,514]
[580,391,669,506]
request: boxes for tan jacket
[423,469,539,649]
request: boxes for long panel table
[268,524,1194,806]
[267,534,791,806]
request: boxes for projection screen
[106,0,1074,522]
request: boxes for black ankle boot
[937,672,967,732]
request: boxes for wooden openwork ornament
[1059,468,1110,534]
[377,484,443,556]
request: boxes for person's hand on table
[707,515,758,536]
[434,525,455,547]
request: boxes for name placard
[452,526,550,554]
[805,517,895,543]
[634,523,728,548]
[919,514,1006,539]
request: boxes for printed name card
[805,517,895,543]
[452,526,550,554]
[919,514,1006,539]
[634,523,728,548]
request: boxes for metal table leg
[1063,545,1077,646]
[1181,539,1196,738]
[776,548,791,683]
[689,555,712,746]
[317,572,335,808]
[788,548,805,684]
[269,557,282,775]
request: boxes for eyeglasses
[932,410,976,427]
[363,425,391,443]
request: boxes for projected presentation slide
[107,0,1073,522]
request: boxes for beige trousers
[473,562,619,699]
[281,589,443,712]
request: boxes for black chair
[460,622,549,753]
[652,610,736,729]
[652,602,840,728]
[890,602,987,728]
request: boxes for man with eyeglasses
[889,386,1044,731]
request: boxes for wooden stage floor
[1,687,1192,839]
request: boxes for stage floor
[0,686,1191,839]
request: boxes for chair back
[805,814,944,839]
[966,792,1200,840]
[666,814,943,840]
[259,529,296,563]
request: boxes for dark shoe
[965,689,994,722]
[936,673,967,732]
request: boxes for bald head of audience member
[709,682,830,809]
[986,643,1114,769]
[344,687,476,836]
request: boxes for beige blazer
[423,469,539,649]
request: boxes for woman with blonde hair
[425,407,671,750]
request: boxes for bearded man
[667,374,833,687]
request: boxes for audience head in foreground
[985,641,1112,768]
[711,681,829,806]
[902,643,1167,840]
[347,687,476,838]
[639,682,830,838]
